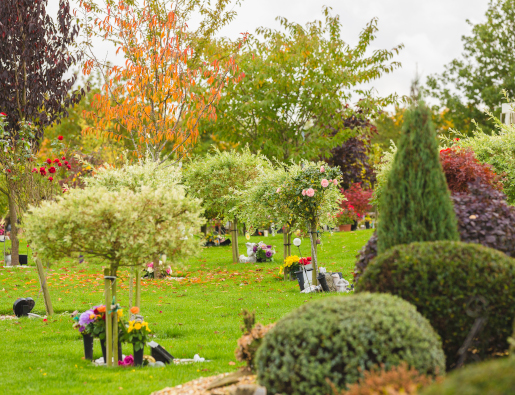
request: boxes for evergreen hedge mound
[255,293,445,395]
[421,356,515,395]
[356,241,515,370]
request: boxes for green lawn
[0,230,373,395]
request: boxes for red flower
[7,169,10,173]
[32,168,37,173]
[66,165,71,170]
[48,167,56,174]
[40,169,47,176]
[62,156,66,160]
[53,159,59,163]
[64,161,69,165]
[46,158,52,164]
[57,162,62,167]
[57,136,63,141]
[48,177,53,182]
[0,113,6,117]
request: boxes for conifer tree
[377,102,459,253]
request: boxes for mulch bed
[151,370,257,395]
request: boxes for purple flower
[79,326,85,333]
[266,250,272,258]
[79,310,95,326]
[253,246,257,252]
[267,245,272,248]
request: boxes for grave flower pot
[100,339,122,363]
[338,224,351,232]
[351,220,358,231]
[133,344,144,366]
[365,221,370,229]
[303,263,313,271]
[317,273,330,292]
[83,334,94,360]
[294,270,305,291]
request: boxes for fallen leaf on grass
[228,361,235,366]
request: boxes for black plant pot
[83,334,94,361]
[19,254,28,265]
[100,339,123,363]
[351,220,358,231]
[365,221,370,229]
[317,273,330,292]
[133,344,144,366]
[294,270,305,291]
[256,257,271,263]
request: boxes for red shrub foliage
[440,147,502,193]
[341,183,373,215]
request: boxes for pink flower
[276,188,281,193]
[333,179,338,186]
[306,188,315,197]
[0,113,6,117]
[147,262,154,268]
[321,179,329,188]
[320,166,325,173]
[302,189,306,196]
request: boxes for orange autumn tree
[78,0,246,161]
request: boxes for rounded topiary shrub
[421,356,515,395]
[255,293,445,395]
[356,241,515,370]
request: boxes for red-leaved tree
[341,182,373,216]
[440,146,502,193]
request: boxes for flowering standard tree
[23,182,204,365]
[184,148,272,263]
[273,162,342,285]
[237,166,296,262]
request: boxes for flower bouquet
[72,305,107,361]
[279,255,300,280]
[121,307,151,366]
[299,257,313,270]
[143,261,172,279]
[254,242,275,262]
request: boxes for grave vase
[133,344,144,366]
[82,333,94,360]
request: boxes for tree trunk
[153,256,161,279]
[308,220,318,285]
[231,218,240,263]
[35,257,53,316]
[201,224,207,236]
[287,228,292,256]
[8,192,19,266]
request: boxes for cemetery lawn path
[0,230,373,395]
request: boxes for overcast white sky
[48,0,490,103]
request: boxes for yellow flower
[117,309,123,318]
[134,323,142,330]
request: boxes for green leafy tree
[183,148,272,262]
[377,103,459,253]
[426,0,515,135]
[203,7,402,162]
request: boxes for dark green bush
[421,356,515,395]
[356,241,515,370]
[255,293,445,395]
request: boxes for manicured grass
[0,230,373,395]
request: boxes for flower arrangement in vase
[299,257,313,270]
[254,242,275,262]
[121,307,151,366]
[279,255,300,279]
[143,261,172,279]
[72,305,109,361]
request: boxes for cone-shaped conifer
[377,102,459,253]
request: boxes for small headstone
[148,341,174,364]
[13,297,35,317]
